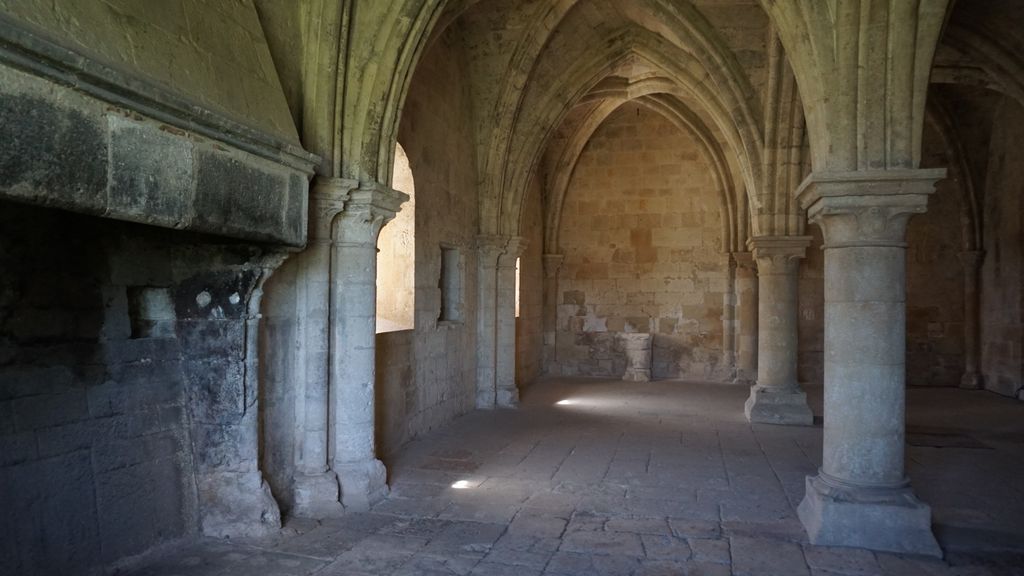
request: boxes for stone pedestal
[291,176,351,518]
[959,250,984,390]
[620,333,652,382]
[329,182,407,511]
[496,237,526,407]
[744,236,813,426]
[795,169,944,557]
[733,252,758,385]
[476,236,506,409]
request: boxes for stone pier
[733,252,758,385]
[744,236,813,426]
[620,333,653,382]
[496,237,527,407]
[796,170,944,557]
[330,182,407,511]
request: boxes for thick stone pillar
[959,250,984,390]
[495,237,526,407]
[733,252,758,385]
[330,182,407,511]
[744,236,813,425]
[291,177,352,517]
[796,170,943,557]
[476,236,506,409]
[542,254,564,371]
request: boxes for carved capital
[542,253,565,279]
[309,177,357,241]
[796,169,945,248]
[477,235,508,268]
[747,236,811,275]
[332,181,409,247]
[730,251,756,273]
[498,236,527,268]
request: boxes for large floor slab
[116,378,1024,576]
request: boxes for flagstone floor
[118,377,1024,576]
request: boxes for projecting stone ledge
[619,333,652,382]
[744,385,813,426]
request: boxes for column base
[623,368,652,382]
[197,471,281,538]
[292,471,345,518]
[959,372,983,390]
[335,459,389,511]
[798,474,941,557]
[744,385,813,425]
[496,387,519,408]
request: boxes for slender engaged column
[733,252,758,385]
[476,236,506,409]
[291,177,353,517]
[496,237,526,407]
[959,250,984,390]
[723,255,737,378]
[795,170,944,557]
[744,236,813,425]
[542,254,564,372]
[330,182,407,511]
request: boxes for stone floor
[118,378,1024,576]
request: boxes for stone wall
[980,98,1024,399]
[905,122,968,387]
[377,26,480,456]
[0,202,277,575]
[797,227,825,386]
[551,102,730,381]
[517,178,545,388]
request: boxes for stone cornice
[747,236,812,275]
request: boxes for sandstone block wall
[551,103,730,381]
[377,27,481,456]
[980,98,1024,399]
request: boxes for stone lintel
[796,170,946,247]
[332,181,409,246]
[798,474,942,557]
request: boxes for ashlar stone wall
[551,102,730,381]
[376,26,481,456]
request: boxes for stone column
[330,182,408,511]
[542,254,564,371]
[796,169,944,557]
[476,236,506,409]
[733,252,758,385]
[495,237,526,407]
[959,250,984,390]
[723,255,738,377]
[744,236,813,425]
[291,177,353,517]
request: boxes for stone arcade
[1,1,1023,575]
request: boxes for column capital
[730,251,756,273]
[477,235,508,267]
[309,176,358,241]
[498,236,528,267]
[332,181,409,247]
[542,253,564,278]
[747,236,812,275]
[796,169,945,248]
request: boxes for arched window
[376,143,415,332]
